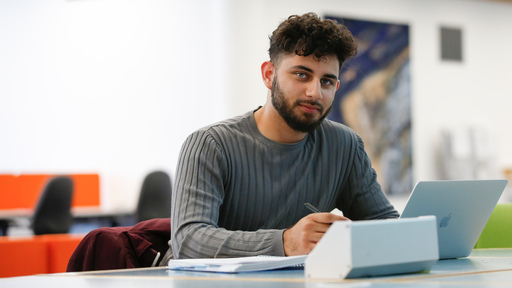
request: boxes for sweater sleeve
[170,130,285,259]
[339,134,400,220]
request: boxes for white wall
[1,0,512,211]
[223,0,512,181]
[0,0,230,210]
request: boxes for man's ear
[261,61,275,90]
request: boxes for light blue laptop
[400,179,507,259]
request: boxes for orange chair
[40,234,84,273]
[0,237,48,278]
[0,234,85,278]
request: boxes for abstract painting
[326,16,412,195]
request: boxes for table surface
[1,249,512,288]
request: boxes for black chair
[136,171,172,222]
[31,176,74,235]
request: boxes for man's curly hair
[269,13,357,70]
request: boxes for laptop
[400,179,507,259]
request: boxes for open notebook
[168,255,306,273]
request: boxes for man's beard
[270,76,332,133]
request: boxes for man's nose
[305,81,322,100]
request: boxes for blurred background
[2,0,512,216]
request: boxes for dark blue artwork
[326,16,412,195]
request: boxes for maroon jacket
[67,218,170,272]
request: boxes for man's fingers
[307,212,349,224]
[283,211,349,256]
[309,231,326,243]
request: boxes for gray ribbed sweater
[168,109,399,260]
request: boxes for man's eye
[296,72,307,78]
[321,79,333,86]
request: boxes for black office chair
[31,176,74,235]
[136,171,172,222]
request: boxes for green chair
[474,203,512,248]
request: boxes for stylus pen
[304,202,321,213]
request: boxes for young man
[164,12,399,261]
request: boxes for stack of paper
[168,255,306,273]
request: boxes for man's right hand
[282,213,348,256]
